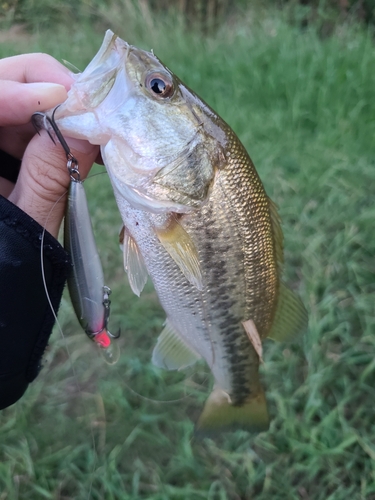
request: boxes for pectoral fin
[196,387,269,434]
[119,226,148,297]
[152,319,201,370]
[268,282,308,342]
[155,218,203,291]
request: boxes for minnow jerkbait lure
[32,110,120,365]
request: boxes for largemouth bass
[52,30,307,432]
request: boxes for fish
[50,30,308,432]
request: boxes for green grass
[1,7,375,499]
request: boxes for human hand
[0,53,73,159]
[0,53,99,238]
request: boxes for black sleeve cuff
[0,195,71,409]
[0,150,21,183]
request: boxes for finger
[8,131,99,238]
[0,53,73,89]
[0,80,68,126]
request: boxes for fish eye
[145,73,174,98]
[150,78,167,94]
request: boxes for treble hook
[32,107,80,181]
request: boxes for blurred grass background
[1,0,375,498]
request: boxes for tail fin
[196,387,269,435]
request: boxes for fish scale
[221,129,279,338]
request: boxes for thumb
[8,130,99,238]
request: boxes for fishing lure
[32,110,120,365]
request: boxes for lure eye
[145,73,174,98]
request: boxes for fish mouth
[54,30,130,118]
[79,30,129,82]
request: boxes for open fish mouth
[54,31,130,120]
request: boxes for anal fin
[152,319,201,371]
[196,387,269,435]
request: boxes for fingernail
[65,137,98,155]
[26,82,68,111]
[27,82,66,91]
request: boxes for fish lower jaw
[53,114,110,146]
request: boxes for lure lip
[86,325,121,342]
[93,330,111,349]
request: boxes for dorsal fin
[268,197,284,271]
[268,282,308,342]
[267,198,308,342]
